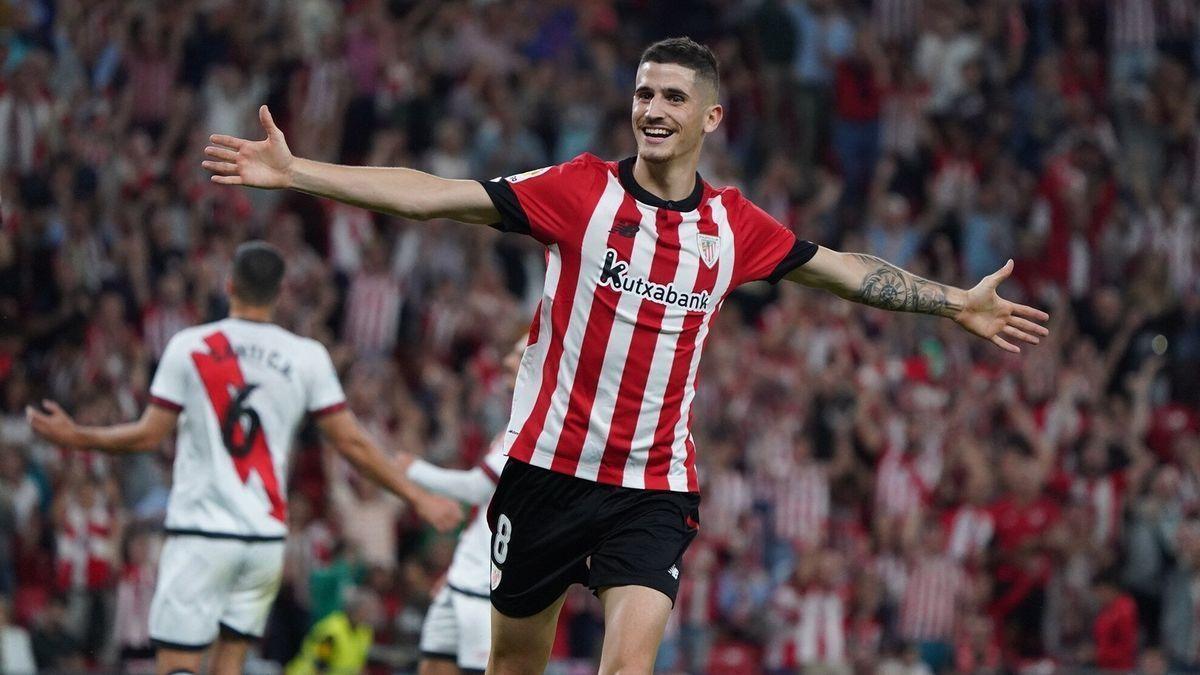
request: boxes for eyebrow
[635,86,690,99]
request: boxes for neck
[632,154,699,202]
[229,301,273,323]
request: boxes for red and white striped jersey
[874,445,941,519]
[1070,471,1127,547]
[899,553,966,641]
[770,462,830,548]
[943,504,994,562]
[766,584,848,668]
[480,154,816,492]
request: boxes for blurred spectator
[0,596,37,674]
[285,587,379,675]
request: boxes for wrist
[287,157,309,191]
[946,287,968,320]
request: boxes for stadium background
[2,0,1200,672]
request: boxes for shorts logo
[668,565,679,580]
[598,249,711,312]
[697,234,720,268]
[491,562,503,590]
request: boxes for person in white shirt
[26,241,462,675]
[404,335,524,675]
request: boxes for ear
[225,277,235,297]
[703,103,724,134]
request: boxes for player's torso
[170,319,313,536]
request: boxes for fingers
[204,145,238,162]
[1009,315,1050,337]
[259,105,279,134]
[43,399,64,415]
[985,259,1014,287]
[1002,325,1040,345]
[210,175,244,186]
[1011,302,1051,323]
[202,160,238,175]
[991,334,1020,354]
[208,134,246,150]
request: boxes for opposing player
[203,37,1049,675]
[26,242,463,675]
[403,335,526,675]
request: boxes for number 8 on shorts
[492,514,512,564]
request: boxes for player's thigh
[210,629,253,675]
[595,585,673,675]
[451,591,493,672]
[149,536,241,650]
[419,586,460,667]
[155,647,205,675]
[220,540,285,638]
[419,659,462,675]
[487,593,567,675]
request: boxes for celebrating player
[403,334,526,675]
[203,37,1049,675]
[26,242,463,675]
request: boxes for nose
[641,94,665,121]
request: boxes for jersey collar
[618,157,704,213]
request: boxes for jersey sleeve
[306,343,347,418]
[148,334,190,412]
[477,153,606,246]
[730,194,818,286]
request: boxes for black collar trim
[617,157,704,212]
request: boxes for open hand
[203,105,294,189]
[955,260,1050,353]
[25,400,81,448]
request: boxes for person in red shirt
[1086,571,1138,671]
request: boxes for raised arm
[25,400,177,453]
[203,105,499,225]
[316,408,464,532]
[784,246,1049,353]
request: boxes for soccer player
[25,242,463,675]
[403,334,526,675]
[202,37,1049,675]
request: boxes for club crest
[697,234,720,268]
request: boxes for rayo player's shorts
[148,532,285,650]
[419,584,493,671]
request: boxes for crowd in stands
[2,0,1200,672]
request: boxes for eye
[636,91,653,101]
[669,95,685,103]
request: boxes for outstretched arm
[316,409,463,532]
[203,106,499,224]
[404,459,497,506]
[785,246,1049,353]
[25,400,178,453]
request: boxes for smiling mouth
[642,127,675,141]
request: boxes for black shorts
[486,459,701,618]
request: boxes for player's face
[631,62,722,165]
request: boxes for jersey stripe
[551,191,643,477]
[646,202,719,490]
[681,196,737,489]
[511,174,625,467]
[598,207,686,487]
[505,247,565,464]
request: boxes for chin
[637,145,674,163]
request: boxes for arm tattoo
[848,254,959,317]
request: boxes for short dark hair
[231,240,285,306]
[639,37,719,97]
